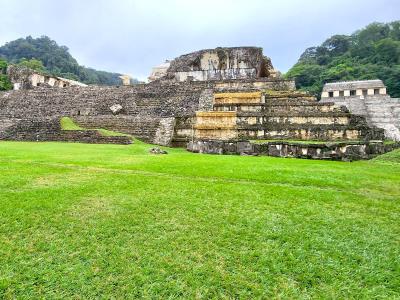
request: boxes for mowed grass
[0,141,399,299]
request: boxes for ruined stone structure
[321,80,387,98]
[150,47,278,82]
[0,47,397,160]
[320,80,400,141]
[7,65,87,90]
[119,75,132,86]
[148,60,171,82]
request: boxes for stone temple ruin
[0,46,399,160]
[320,80,400,141]
[7,65,87,90]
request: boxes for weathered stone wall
[0,81,208,118]
[187,139,400,161]
[320,95,400,141]
[0,78,300,145]
[7,65,87,90]
[166,47,275,81]
[0,81,210,144]
[153,118,176,146]
[0,76,387,150]
[213,79,295,91]
[190,91,385,142]
[0,118,131,144]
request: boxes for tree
[18,58,45,72]
[0,59,7,72]
[285,20,400,98]
[0,59,12,90]
[0,36,131,85]
[374,38,400,64]
[321,35,351,56]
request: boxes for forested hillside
[285,21,400,98]
[0,36,134,85]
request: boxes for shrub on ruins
[17,58,45,72]
[0,59,12,90]
[0,59,7,72]
[286,21,400,98]
[0,74,12,90]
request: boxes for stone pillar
[367,89,374,95]
[356,89,363,96]
[333,91,340,97]
[119,75,131,86]
[379,88,386,95]
[344,90,350,97]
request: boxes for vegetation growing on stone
[60,117,84,131]
[60,117,132,138]
[285,21,400,97]
[17,58,46,72]
[0,59,12,90]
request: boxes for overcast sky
[1,0,399,80]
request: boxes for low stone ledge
[1,130,132,145]
[0,119,132,145]
[187,139,400,161]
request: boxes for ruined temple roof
[153,60,171,69]
[323,80,385,92]
[167,47,269,73]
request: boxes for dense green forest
[285,21,400,98]
[0,36,135,86]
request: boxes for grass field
[0,140,399,298]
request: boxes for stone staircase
[187,91,385,142]
[364,96,400,141]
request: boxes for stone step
[369,118,397,123]
[368,113,395,119]
[366,108,391,114]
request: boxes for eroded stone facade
[151,47,278,82]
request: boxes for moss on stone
[60,117,84,130]
[60,117,131,138]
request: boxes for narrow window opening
[328,91,334,97]
[350,90,356,96]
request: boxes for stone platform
[187,139,400,161]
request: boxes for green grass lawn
[0,140,399,298]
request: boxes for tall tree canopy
[0,36,134,85]
[285,21,400,98]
